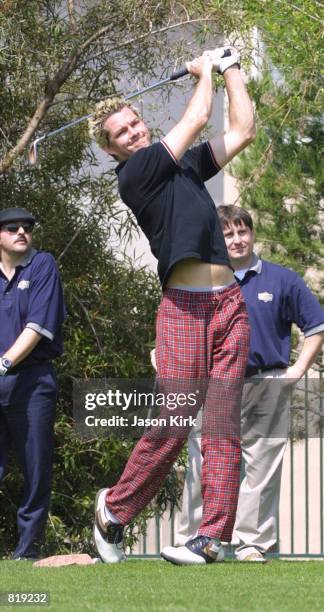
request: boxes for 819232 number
[0,592,49,605]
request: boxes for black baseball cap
[0,207,36,225]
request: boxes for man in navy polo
[162,204,324,563]
[0,207,66,560]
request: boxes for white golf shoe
[93,488,125,563]
[161,535,225,565]
[239,551,268,563]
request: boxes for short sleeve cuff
[206,141,222,171]
[304,323,324,337]
[161,140,178,164]
[26,322,54,341]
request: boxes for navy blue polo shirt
[116,140,230,286]
[0,249,66,366]
[237,255,324,376]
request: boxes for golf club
[28,66,189,166]
[28,48,233,165]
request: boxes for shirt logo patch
[258,292,273,302]
[17,280,30,290]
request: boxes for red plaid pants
[107,283,249,540]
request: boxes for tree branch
[0,49,81,173]
[67,0,77,32]
[77,16,218,68]
[0,96,54,173]
[72,292,104,355]
[274,0,322,23]
[0,15,217,174]
[57,225,83,263]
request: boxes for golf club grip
[169,67,189,81]
[170,50,231,82]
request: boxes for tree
[228,0,323,283]
[0,0,248,173]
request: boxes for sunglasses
[0,223,34,234]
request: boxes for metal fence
[277,361,324,558]
[129,357,324,559]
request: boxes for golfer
[89,48,255,565]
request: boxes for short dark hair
[217,205,254,231]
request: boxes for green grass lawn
[0,559,323,612]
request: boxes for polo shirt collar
[234,253,262,281]
[17,247,37,268]
[249,253,262,274]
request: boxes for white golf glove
[208,46,240,74]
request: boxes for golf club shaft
[126,67,188,100]
[28,67,189,165]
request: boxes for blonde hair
[88,97,140,148]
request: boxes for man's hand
[285,364,305,380]
[208,47,241,74]
[186,51,214,79]
[279,364,305,386]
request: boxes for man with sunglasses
[0,207,66,560]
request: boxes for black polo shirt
[116,141,230,286]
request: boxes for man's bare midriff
[166,258,235,288]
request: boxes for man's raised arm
[162,51,214,161]
[209,65,256,168]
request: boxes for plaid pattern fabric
[107,283,249,540]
